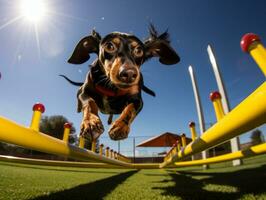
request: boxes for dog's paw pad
[108,120,129,140]
[80,115,104,140]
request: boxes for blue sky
[0,0,265,156]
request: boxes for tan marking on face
[104,59,113,76]
[109,57,122,85]
[112,38,121,46]
[130,41,138,48]
[109,58,140,88]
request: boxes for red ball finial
[210,91,221,101]
[32,103,45,113]
[189,122,195,128]
[110,149,113,152]
[106,147,110,149]
[181,133,186,137]
[64,123,72,129]
[100,144,104,147]
[241,33,260,52]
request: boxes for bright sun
[20,0,47,23]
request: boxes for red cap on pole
[241,33,260,52]
[210,91,221,101]
[64,123,72,129]
[189,122,195,128]
[33,103,45,113]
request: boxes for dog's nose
[119,68,138,83]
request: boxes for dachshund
[60,25,180,141]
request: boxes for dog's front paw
[108,120,130,140]
[80,114,104,140]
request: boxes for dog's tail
[59,75,83,86]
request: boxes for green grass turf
[0,154,266,200]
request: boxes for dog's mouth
[114,81,137,89]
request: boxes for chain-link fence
[99,136,171,158]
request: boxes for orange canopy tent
[136,132,192,147]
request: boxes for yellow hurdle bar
[175,143,266,167]
[91,140,96,152]
[189,122,197,141]
[181,133,187,147]
[176,140,181,151]
[105,147,110,158]
[0,116,132,168]
[99,144,104,156]
[0,155,121,168]
[0,155,161,169]
[110,149,114,159]
[241,33,266,76]
[63,123,71,143]
[160,82,266,168]
[210,91,225,121]
[79,136,85,148]
[30,103,45,131]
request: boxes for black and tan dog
[61,25,180,141]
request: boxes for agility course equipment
[208,44,242,166]
[189,122,197,141]
[188,65,209,167]
[161,82,266,168]
[174,142,266,167]
[0,33,265,169]
[160,33,266,168]
[241,33,266,76]
[0,111,132,167]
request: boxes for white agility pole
[188,66,208,169]
[207,44,242,166]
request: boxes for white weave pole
[207,44,242,166]
[188,66,208,169]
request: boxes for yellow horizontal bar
[0,155,121,168]
[160,82,266,168]
[174,143,266,167]
[0,116,131,168]
[0,155,162,169]
[131,163,160,169]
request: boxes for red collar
[89,72,128,97]
[95,85,128,97]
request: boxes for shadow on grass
[153,164,266,200]
[0,162,120,174]
[31,170,138,200]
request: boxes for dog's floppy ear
[68,30,101,64]
[144,24,180,65]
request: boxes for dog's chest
[101,96,113,113]
[98,95,128,114]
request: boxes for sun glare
[20,0,47,23]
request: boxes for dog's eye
[104,42,117,53]
[133,46,143,57]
